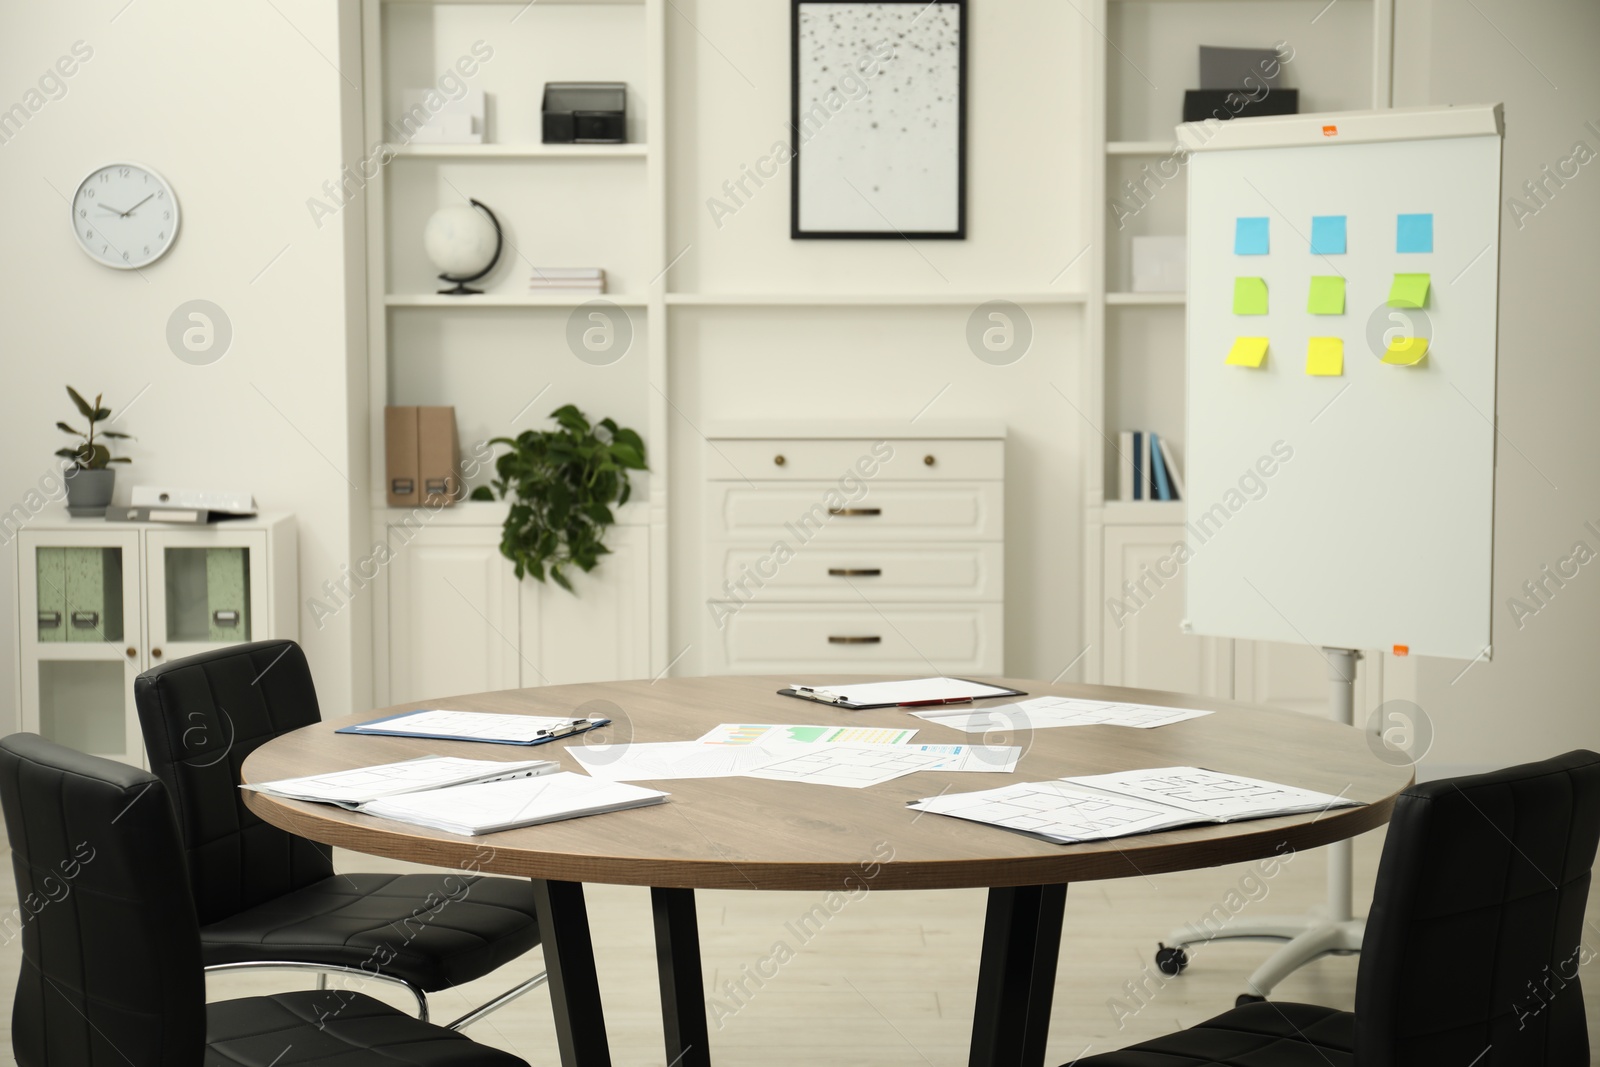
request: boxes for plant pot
[64,469,116,517]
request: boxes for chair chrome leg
[203,961,430,1021]
[445,970,550,1031]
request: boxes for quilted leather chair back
[134,640,333,925]
[1356,749,1600,1066]
[0,733,206,1065]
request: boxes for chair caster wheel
[1236,993,1266,1008]
[1154,943,1189,976]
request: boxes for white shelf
[1106,291,1186,306]
[385,293,646,308]
[386,143,647,159]
[1099,500,1186,525]
[1107,141,1179,155]
[665,292,1089,307]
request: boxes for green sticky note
[1388,273,1430,309]
[1308,276,1345,315]
[1233,277,1268,315]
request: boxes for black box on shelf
[1182,88,1298,123]
[541,82,627,144]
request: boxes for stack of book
[1119,430,1184,501]
[529,268,605,295]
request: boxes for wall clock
[70,162,180,269]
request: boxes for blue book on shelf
[1151,432,1172,501]
[1132,432,1144,500]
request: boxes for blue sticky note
[1397,213,1433,253]
[1310,215,1347,255]
[1235,217,1270,255]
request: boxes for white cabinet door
[521,524,651,688]
[144,530,268,665]
[1100,524,1231,698]
[17,531,145,765]
[386,526,520,704]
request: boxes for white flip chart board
[1182,105,1503,660]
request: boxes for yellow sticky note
[1226,337,1269,368]
[1382,336,1429,365]
[1388,273,1431,308]
[1308,276,1345,315]
[1306,337,1344,376]
[1233,277,1268,315]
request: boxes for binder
[385,406,420,507]
[64,548,121,643]
[205,547,251,641]
[417,406,461,507]
[1151,432,1172,501]
[35,548,66,643]
[1157,436,1186,500]
[1118,431,1134,501]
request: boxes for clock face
[70,163,179,269]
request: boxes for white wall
[1394,0,1600,770]
[0,1,367,722]
[664,0,1092,680]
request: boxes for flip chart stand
[1159,649,1366,999]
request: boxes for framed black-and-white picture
[791,0,967,239]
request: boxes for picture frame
[790,0,968,240]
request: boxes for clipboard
[777,678,1026,711]
[336,710,612,747]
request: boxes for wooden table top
[241,676,1413,892]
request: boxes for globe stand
[434,198,503,296]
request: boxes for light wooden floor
[6,825,1593,1067]
[2,827,1596,1064]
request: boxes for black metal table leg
[652,887,711,1067]
[968,884,1068,1067]
[531,879,611,1067]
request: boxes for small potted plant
[470,404,647,592]
[56,387,132,517]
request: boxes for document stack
[529,267,605,296]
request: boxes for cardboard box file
[385,406,420,506]
[35,548,66,643]
[205,547,251,641]
[417,407,462,506]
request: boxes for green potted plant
[470,404,647,592]
[56,386,132,517]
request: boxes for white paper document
[569,742,789,783]
[243,756,557,809]
[913,695,1214,733]
[360,771,668,836]
[695,723,918,746]
[909,766,1360,844]
[904,743,1021,773]
[787,677,1019,708]
[744,744,959,788]
[1068,766,1357,821]
[909,780,1196,843]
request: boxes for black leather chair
[0,732,529,1066]
[1072,749,1600,1066]
[133,640,546,1030]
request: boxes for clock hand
[121,194,155,216]
[98,203,125,215]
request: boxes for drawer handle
[828,507,881,517]
[828,635,882,645]
[213,610,240,627]
[827,568,882,577]
[924,454,936,466]
[773,454,786,466]
[70,611,99,630]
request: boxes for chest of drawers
[702,423,1005,675]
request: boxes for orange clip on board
[1393,645,1410,656]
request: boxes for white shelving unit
[361,0,669,700]
[1081,0,1394,708]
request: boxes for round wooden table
[242,675,1412,1067]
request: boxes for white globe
[424,204,498,277]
